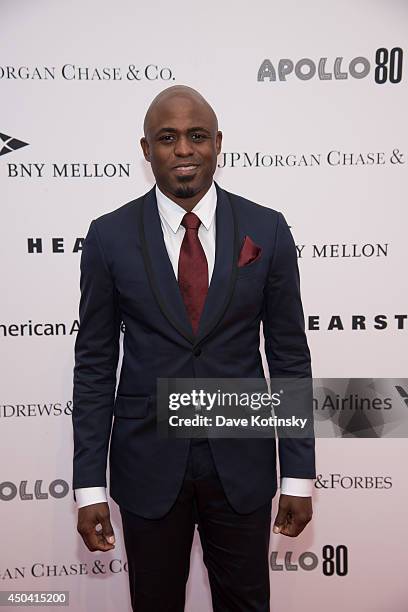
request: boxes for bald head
[143,85,218,137]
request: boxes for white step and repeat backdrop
[1,1,407,611]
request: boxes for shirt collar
[155,182,217,233]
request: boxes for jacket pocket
[114,395,150,419]
[236,256,264,279]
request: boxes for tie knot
[181,212,201,231]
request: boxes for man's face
[141,95,222,202]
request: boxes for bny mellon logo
[0,132,29,156]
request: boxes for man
[72,85,315,611]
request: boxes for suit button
[193,348,202,357]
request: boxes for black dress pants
[120,439,272,612]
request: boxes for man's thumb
[101,517,115,544]
[273,507,287,534]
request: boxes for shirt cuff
[280,477,314,497]
[74,487,107,508]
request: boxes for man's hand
[272,494,313,537]
[77,502,116,552]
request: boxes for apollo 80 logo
[258,47,403,84]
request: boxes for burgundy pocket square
[238,235,262,267]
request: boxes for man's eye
[191,133,206,141]
[159,135,175,142]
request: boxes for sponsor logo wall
[1,1,407,611]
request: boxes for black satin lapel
[139,187,195,344]
[195,183,239,345]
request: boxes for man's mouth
[173,164,199,175]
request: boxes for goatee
[173,184,197,199]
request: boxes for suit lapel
[139,183,239,347]
[195,183,239,345]
[139,186,195,344]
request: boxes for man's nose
[174,135,194,157]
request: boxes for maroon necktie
[178,212,208,334]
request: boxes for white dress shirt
[75,182,313,508]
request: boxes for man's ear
[140,137,151,162]
[215,131,223,155]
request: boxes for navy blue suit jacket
[72,183,315,518]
